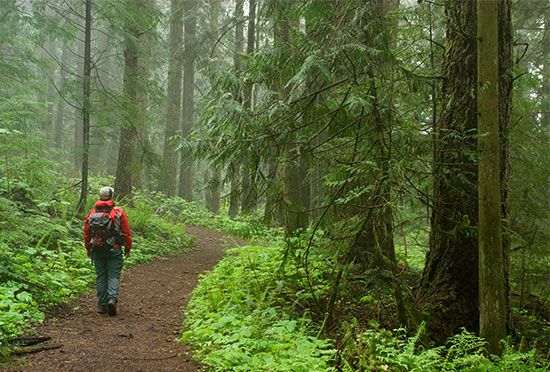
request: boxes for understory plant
[181,244,337,371]
[0,179,194,357]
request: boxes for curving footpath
[3,226,240,372]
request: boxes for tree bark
[178,0,197,201]
[498,0,513,340]
[160,0,184,196]
[77,0,92,213]
[417,0,479,342]
[477,0,506,355]
[276,10,306,235]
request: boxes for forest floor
[2,226,243,372]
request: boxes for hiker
[83,186,132,316]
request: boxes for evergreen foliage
[0,0,548,368]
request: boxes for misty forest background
[0,0,549,370]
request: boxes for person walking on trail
[83,186,132,316]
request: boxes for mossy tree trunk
[417,0,512,343]
[160,0,184,196]
[477,0,512,354]
[417,0,479,341]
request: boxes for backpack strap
[95,205,114,214]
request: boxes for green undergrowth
[342,323,546,371]
[181,229,547,371]
[181,243,337,371]
[133,191,282,242]
[0,180,194,358]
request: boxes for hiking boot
[97,305,108,314]
[107,299,117,316]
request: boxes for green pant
[93,248,123,306]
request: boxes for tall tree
[344,0,405,326]
[160,0,184,196]
[77,0,92,213]
[417,0,479,341]
[179,0,197,200]
[114,0,149,200]
[276,7,306,235]
[73,32,84,169]
[53,44,69,149]
[477,0,507,355]
[205,0,221,213]
[228,0,244,217]
[241,0,257,215]
[417,0,513,342]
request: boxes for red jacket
[84,200,132,255]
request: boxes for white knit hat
[99,186,114,200]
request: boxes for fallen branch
[12,342,61,355]
[8,336,51,347]
[120,354,180,361]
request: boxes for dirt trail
[4,226,242,372]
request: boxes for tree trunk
[77,0,92,213]
[73,37,84,169]
[241,0,257,215]
[263,148,279,225]
[498,0,512,337]
[115,2,142,201]
[178,0,197,200]
[276,12,306,235]
[417,0,479,341]
[543,4,550,129]
[206,0,221,212]
[46,39,56,140]
[227,0,245,216]
[53,44,69,149]
[477,0,507,355]
[133,0,155,190]
[160,0,184,196]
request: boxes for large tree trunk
[115,2,142,201]
[276,12,306,235]
[477,0,508,354]
[499,0,513,336]
[160,0,184,196]
[77,0,92,213]
[417,0,479,341]
[178,0,197,200]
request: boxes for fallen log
[8,336,51,347]
[12,342,61,355]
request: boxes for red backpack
[88,205,117,248]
